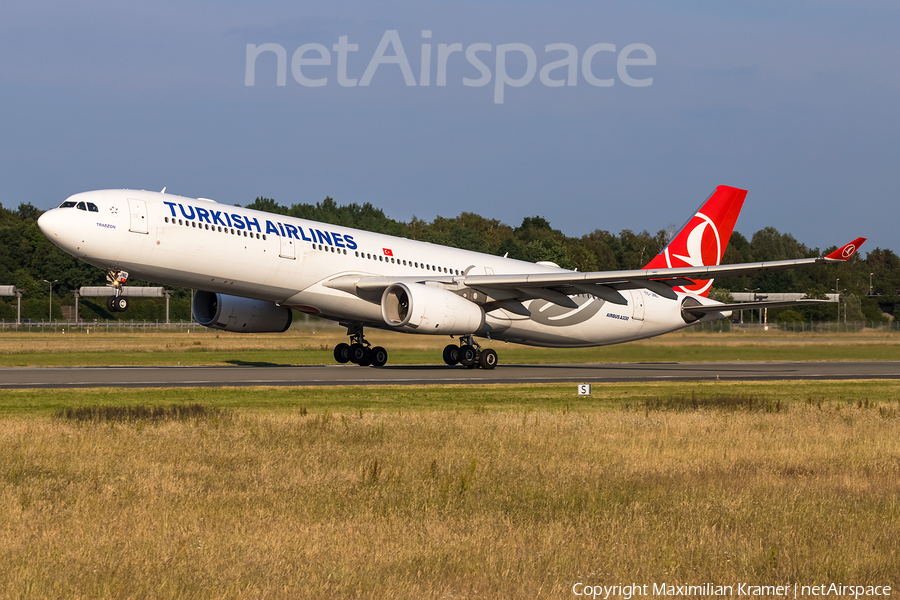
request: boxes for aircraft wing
[463,237,865,289]
[334,237,865,312]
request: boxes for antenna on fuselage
[160,187,167,194]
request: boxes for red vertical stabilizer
[642,185,747,297]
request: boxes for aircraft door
[127,198,148,234]
[279,236,295,259]
[630,289,645,321]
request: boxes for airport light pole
[744,287,760,324]
[43,279,58,323]
[870,272,874,295]
[831,279,845,328]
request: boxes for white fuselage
[39,189,720,347]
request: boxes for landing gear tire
[459,345,477,368]
[338,324,387,367]
[442,344,460,366]
[370,346,388,367]
[357,348,373,367]
[334,343,351,364]
[108,296,128,312]
[349,343,367,364]
[478,348,498,370]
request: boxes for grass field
[1,327,899,367]
[2,381,899,598]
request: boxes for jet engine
[192,291,293,333]
[381,283,484,334]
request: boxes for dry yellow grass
[2,399,898,598]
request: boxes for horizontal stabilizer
[683,299,830,314]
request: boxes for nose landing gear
[105,270,130,312]
[442,335,498,370]
[334,324,388,367]
[106,295,129,312]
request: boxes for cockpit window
[87,203,99,212]
[76,202,87,211]
[59,201,76,208]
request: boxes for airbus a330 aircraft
[38,186,864,370]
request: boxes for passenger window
[87,203,99,212]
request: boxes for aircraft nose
[37,208,80,254]
[37,208,63,238]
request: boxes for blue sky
[2,1,897,252]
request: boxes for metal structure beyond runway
[1,361,899,389]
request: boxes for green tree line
[2,198,897,323]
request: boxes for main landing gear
[333,324,388,367]
[105,269,130,313]
[442,335,498,370]
[330,327,499,370]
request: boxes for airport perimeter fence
[688,320,899,333]
[0,319,342,334]
[0,319,896,334]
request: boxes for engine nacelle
[381,283,485,335]
[192,291,293,333]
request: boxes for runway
[1,361,899,389]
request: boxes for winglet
[825,237,866,261]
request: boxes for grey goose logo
[528,297,605,327]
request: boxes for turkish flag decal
[382,248,393,256]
